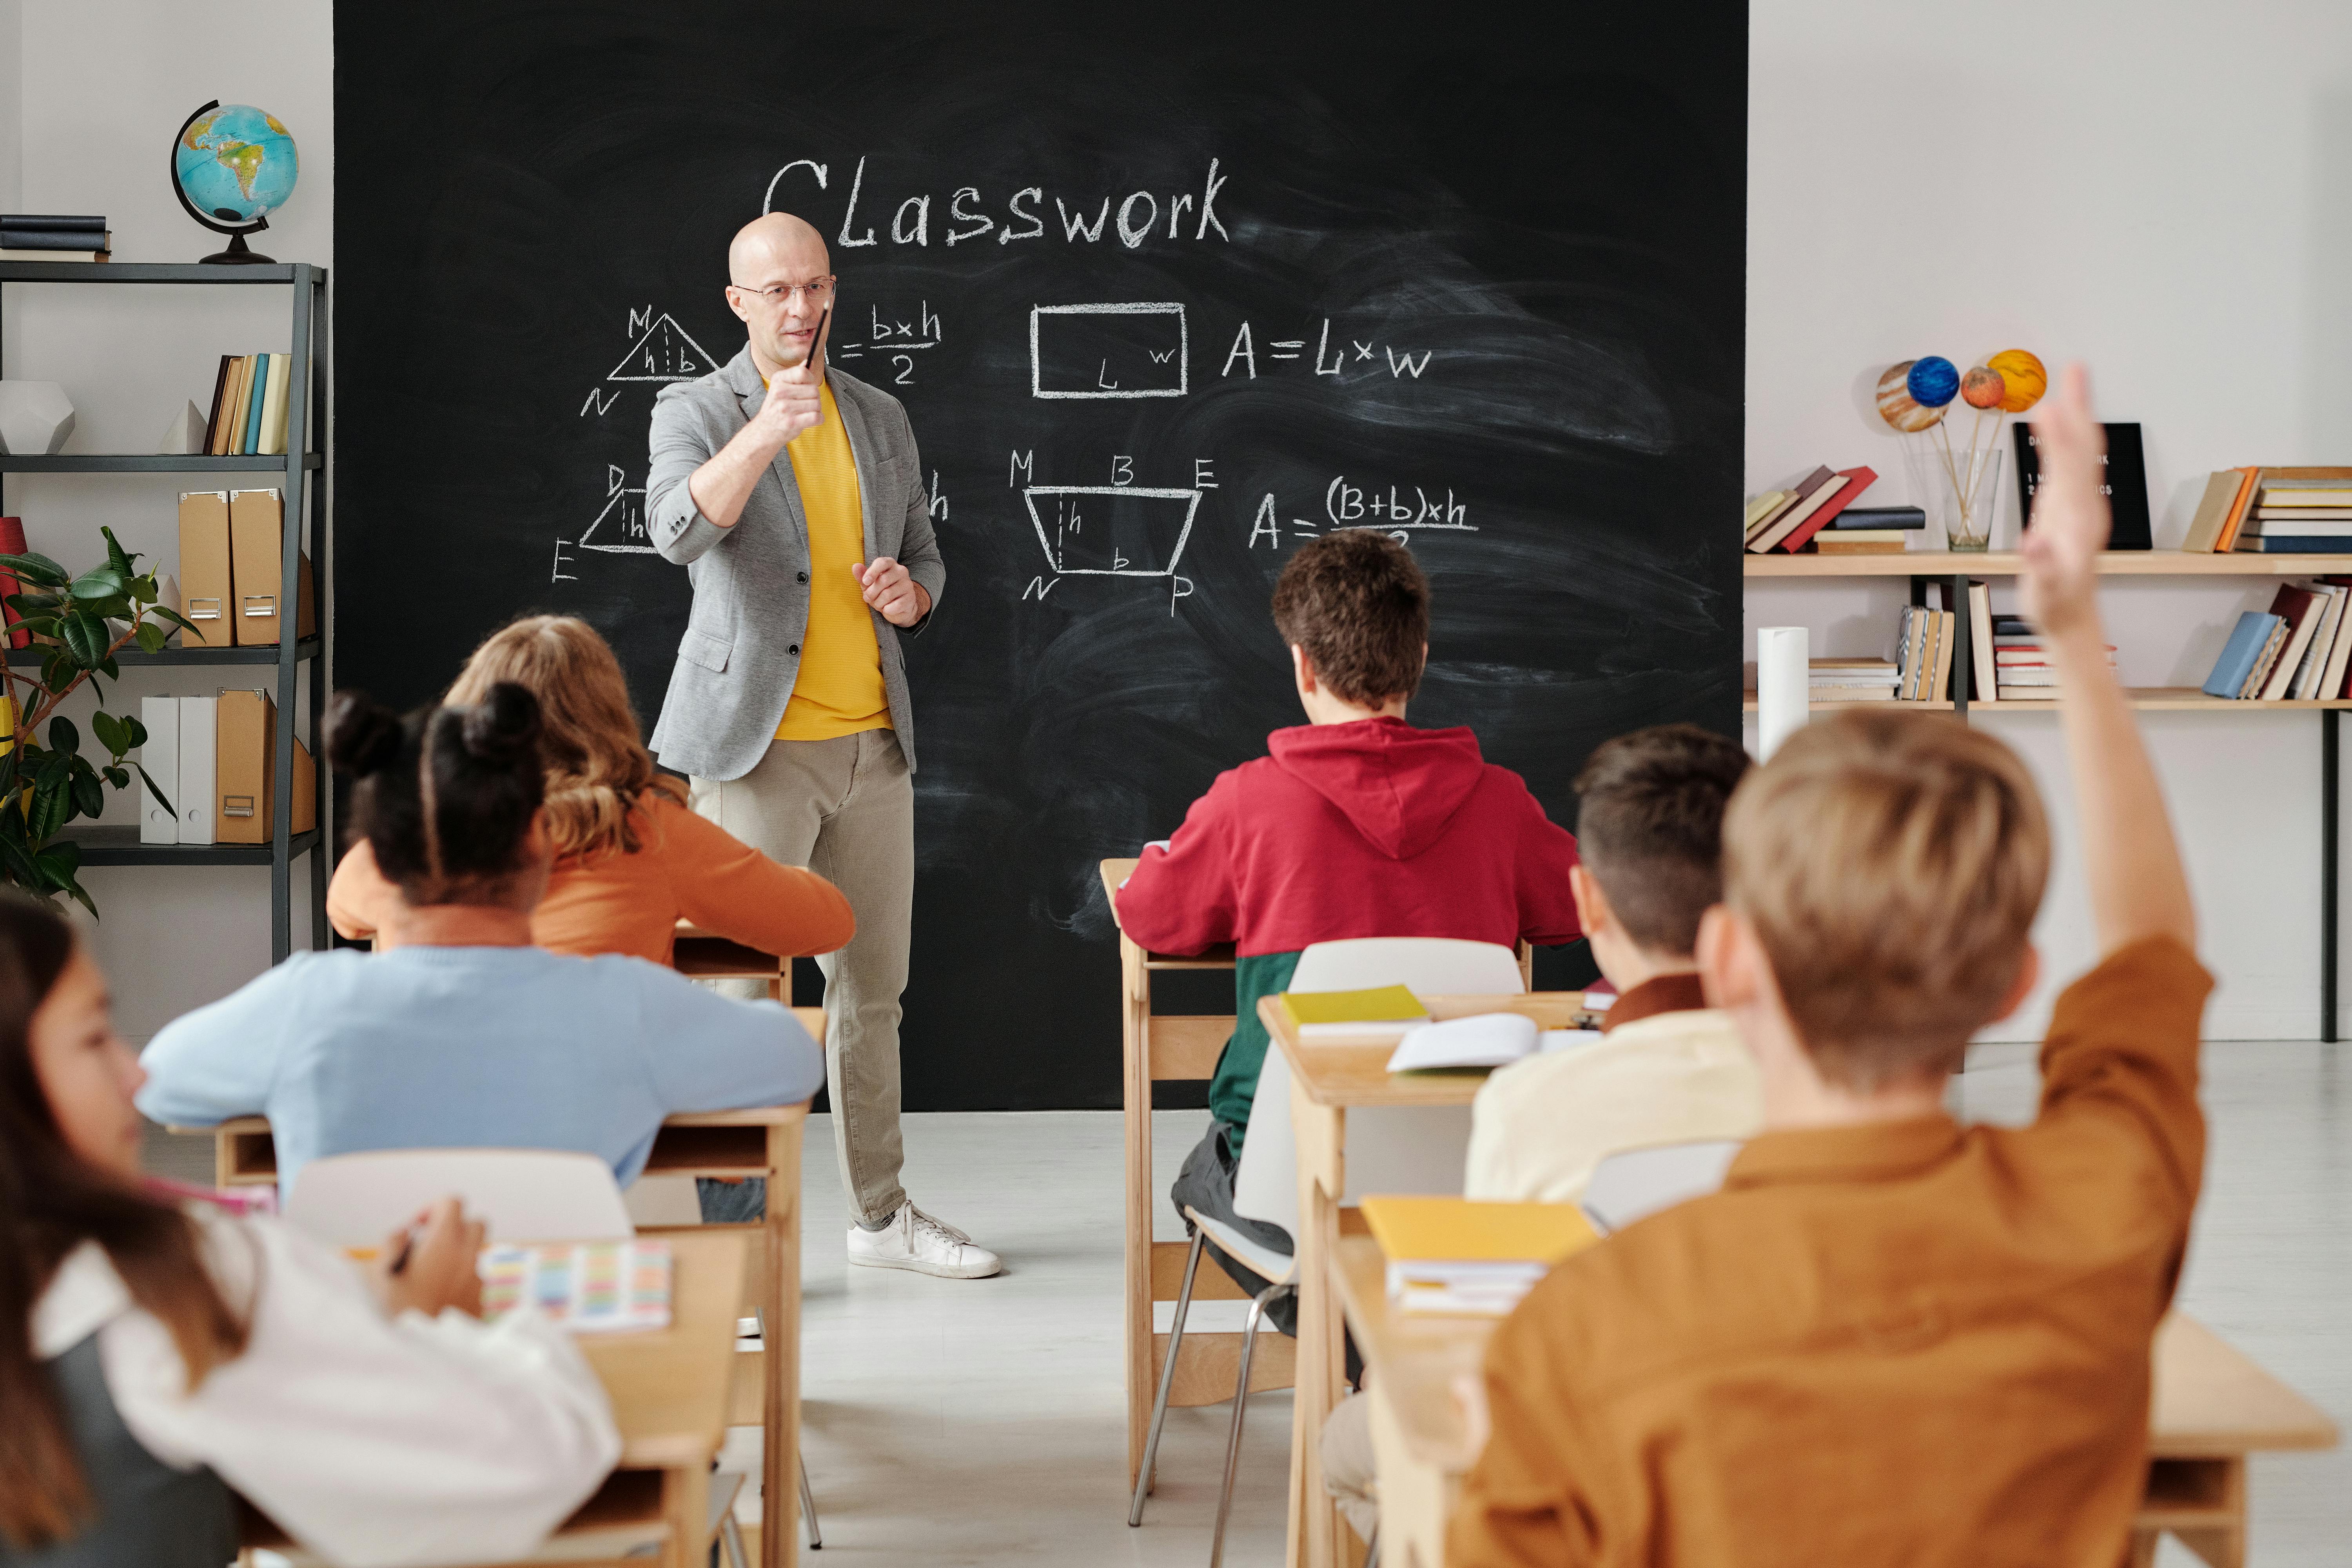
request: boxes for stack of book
[2182,468,2352,553]
[2201,581,2352,700]
[0,214,109,262]
[1809,656,1901,702]
[1744,465,1877,554]
[1360,1194,1598,1318]
[200,353,294,456]
[1992,615,2117,701]
[1813,504,1925,555]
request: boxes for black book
[0,214,105,231]
[0,229,109,251]
[2014,421,2152,550]
[1827,505,1927,531]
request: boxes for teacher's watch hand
[856,557,930,628]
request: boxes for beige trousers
[1321,1392,1379,1542]
[690,729,911,1227]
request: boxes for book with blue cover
[2232,536,2352,553]
[2203,611,2285,698]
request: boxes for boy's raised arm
[2019,364,2195,958]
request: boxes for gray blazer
[644,346,946,780]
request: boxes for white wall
[1749,0,2352,1040]
[4,0,330,1036]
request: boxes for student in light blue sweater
[137,682,823,1200]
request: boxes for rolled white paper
[1756,626,1810,760]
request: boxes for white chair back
[283,1149,633,1247]
[1231,937,1526,1233]
[1288,936,1526,998]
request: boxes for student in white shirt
[1463,721,1764,1203]
[0,891,619,1568]
[1323,722,1766,1539]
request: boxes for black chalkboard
[334,1,1748,1111]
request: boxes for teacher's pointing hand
[856,557,931,628]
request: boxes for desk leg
[764,1119,803,1568]
[665,1461,712,1568]
[1123,935,1154,1491]
[1289,1097,1347,1568]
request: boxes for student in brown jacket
[1449,364,2209,1567]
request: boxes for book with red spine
[0,515,29,650]
[1777,466,1877,553]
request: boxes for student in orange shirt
[329,615,853,967]
[1450,365,2208,1566]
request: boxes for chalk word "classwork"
[764,156,1232,252]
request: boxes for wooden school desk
[1261,990,1592,1568]
[1099,857,1291,1494]
[1330,1236,2340,1568]
[189,1104,813,1568]
[242,1229,749,1568]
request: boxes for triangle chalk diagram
[580,466,654,554]
[608,314,721,382]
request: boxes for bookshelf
[1748,546,2346,1040]
[0,261,329,962]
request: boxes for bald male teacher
[646,212,1000,1279]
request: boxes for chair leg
[798,1452,822,1550]
[1210,1281,1293,1568]
[719,1507,750,1568]
[1129,1227,1206,1526]
[1363,1527,1381,1568]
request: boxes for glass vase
[1918,443,2003,553]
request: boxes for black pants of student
[1171,1121,1302,1336]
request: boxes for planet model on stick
[171,100,299,264]
[1960,366,2007,409]
[1875,360,1947,432]
[1986,348,2047,412]
[1905,356,1961,410]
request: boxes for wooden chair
[1102,858,1290,1499]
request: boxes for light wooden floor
[145,1041,2350,1564]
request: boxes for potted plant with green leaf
[0,527,199,914]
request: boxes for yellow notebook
[1361,1194,1597,1263]
[1277,985,1429,1037]
[1363,1195,1600,1316]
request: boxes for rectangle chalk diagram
[1030,303,1188,399]
[1022,486,1200,576]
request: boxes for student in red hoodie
[1116,530,1583,1307]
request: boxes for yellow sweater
[776,379,890,740]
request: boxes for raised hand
[2017,363,2111,640]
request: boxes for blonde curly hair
[442,615,683,861]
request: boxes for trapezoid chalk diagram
[1029,303,1187,399]
[609,312,720,382]
[579,465,653,553]
[1022,486,1200,577]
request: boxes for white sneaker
[846,1203,1003,1279]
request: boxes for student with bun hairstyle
[0,890,618,1568]
[137,683,824,1199]
[328,614,854,967]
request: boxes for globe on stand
[171,100,299,265]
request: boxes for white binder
[138,697,179,844]
[177,695,216,846]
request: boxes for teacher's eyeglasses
[731,276,836,307]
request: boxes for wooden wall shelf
[1743,688,2352,714]
[1745,550,2352,578]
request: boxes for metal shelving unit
[0,261,329,960]
[1749,548,2345,1039]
